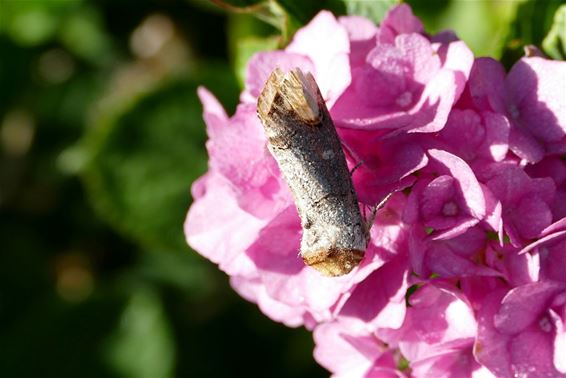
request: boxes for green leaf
[343,0,397,24]
[444,1,517,58]
[137,249,218,295]
[276,0,346,24]
[227,13,280,87]
[213,0,306,44]
[543,4,566,60]
[58,5,114,66]
[501,0,562,67]
[407,0,518,58]
[234,35,280,86]
[405,283,420,307]
[211,0,265,9]
[397,355,410,371]
[212,0,289,34]
[0,0,78,46]
[102,288,175,378]
[81,66,239,253]
[0,285,128,377]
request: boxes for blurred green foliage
[501,0,564,65]
[0,0,563,377]
[543,4,566,60]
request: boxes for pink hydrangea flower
[475,281,566,377]
[377,3,424,44]
[486,243,540,287]
[339,130,428,205]
[433,109,510,167]
[482,163,556,247]
[404,149,486,240]
[379,283,493,378]
[409,225,500,279]
[526,157,566,220]
[506,57,566,162]
[462,56,566,163]
[519,218,566,282]
[242,10,351,108]
[330,5,473,135]
[313,320,404,378]
[185,3,566,377]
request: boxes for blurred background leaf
[500,0,563,66]
[407,0,519,59]
[227,13,279,87]
[343,0,397,23]
[1,0,78,46]
[276,0,345,24]
[0,0,562,377]
[81,68,238,253]
[543,4,566,60]
[103,287,175,378]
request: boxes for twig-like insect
[257,68,369,276]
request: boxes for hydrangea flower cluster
[185,4,566,377]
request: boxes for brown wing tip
[257,68,283,121]
[302,248,364,277]
[257,68,321,124]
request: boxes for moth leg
[339,139,364,175]
[363,193,394,236]
[364,204,378,237]
[375,192,393,212]
[351,160,364,175]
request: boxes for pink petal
[339,15,378,68]
[506,58,566,144]
[204,102,292,219]
[421,175,456,220]
[313,321,384,377]
[410,344,488,378]
[439,109,486,161]
[466,57,506,113]
[389,284,478,375]
[508,125,545,163]
[508,195,553,244]
[508,330,561,377]
[426,243,500,278]
[540,238,566,283]
[197,86,228,121]
[230,276,305,327]
[378,4,424,44]
[428,149,486,220]
[339,15,377,41]
[436,40,474,82]
[474,289,513,377]
[246,206,354,318]
[551,309,566,373]
[338,254,409,331]
[520,230,566,254]
[242,51,315,103]
[495,247,540,286]
[343,131,427,205]
[494,281,565,334]
[406,70,463,134]
[398,33,441,84]
[483,111,510,162]
[287,10,351,106]
[481,184,502,232]
[185,172,262,277]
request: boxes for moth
[257,68,370,277]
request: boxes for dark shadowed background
[0,0,564,377]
